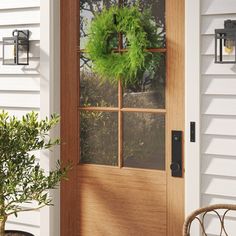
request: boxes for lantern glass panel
[216,32,236,63]
[3,39,17,65]
[17,41,29,65]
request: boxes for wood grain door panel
[78,166,166,236]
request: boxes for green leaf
[0,111,70,217]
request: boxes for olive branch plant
[0,111,69,236]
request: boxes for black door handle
[171,130,183,177]
[170,162,181,172]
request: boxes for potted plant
[0,111,68,236]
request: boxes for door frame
[58,0,201,235]
[39,0,61,236]
[185,0,201,220]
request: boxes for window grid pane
[79,0,166,169]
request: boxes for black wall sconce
[215,20,236,64]
[2,30,30,65]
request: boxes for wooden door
[61,0,184,235]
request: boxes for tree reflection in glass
[123,0,166,47]
[80,0,118,49]
[123,113,165,170]
[80,54,118,107]
[80,111,118,166]
[80,1,118,108]
[123,53,166,109]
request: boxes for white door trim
[185,0,201,227]
[40,0,61,236]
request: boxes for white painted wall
[0,0,40,235]
[200,0,236,235]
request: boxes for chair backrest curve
[183,204,236,236]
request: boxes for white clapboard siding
[0,59,40,75]
[202,116,236,136]
[202,95,236,115]
[201,0,236,15]
[0,25,40,41]
[202,135,236,156]
[202,56,236,75]
[202,175,236,197]
[1,108,40,118]
[0,1,41,234]
[0,0,40,10]
[5,223,40,236]
[0,75,40,91]
[202,194,236,206]
[0,92,40,108]
[201,15,236,35]
[8,211,40,226]
[202,76,236,95]
[201,35,215,55]
[0,8,40,26]
[202,155,236,177]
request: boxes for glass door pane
[80,111,118,166]
[123,112,165,170]
[123,53,166,109]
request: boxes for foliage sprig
[0,111,68,219]
[86,5,161,86]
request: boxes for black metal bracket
[12,30,29,39]
[170,131,183,177]
[190,122,196,143]
[224,20,236,29]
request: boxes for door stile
[61,0,79,235]
[166,0,185,235]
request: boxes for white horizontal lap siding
[202,75,236,95]
[0,8,40,26]
[0,75,40,91]
[0,0,40,10]
[0,92,40,108]
[202,0,236,15]
[202,96,236,115]
[200,0,236,232]
[0,1,41,235]
[7,211,40,227]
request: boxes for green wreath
[86,6,161,86]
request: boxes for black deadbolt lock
[171,131,183,177]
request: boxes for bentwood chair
[5,231,34,236]
[183,204,236,236]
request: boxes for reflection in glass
[80,111,118,166]
[123,0,166,47]
[123,53,165,109]
[80,54,118,107]
[123,113,165,170]
[80,0,118,49]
